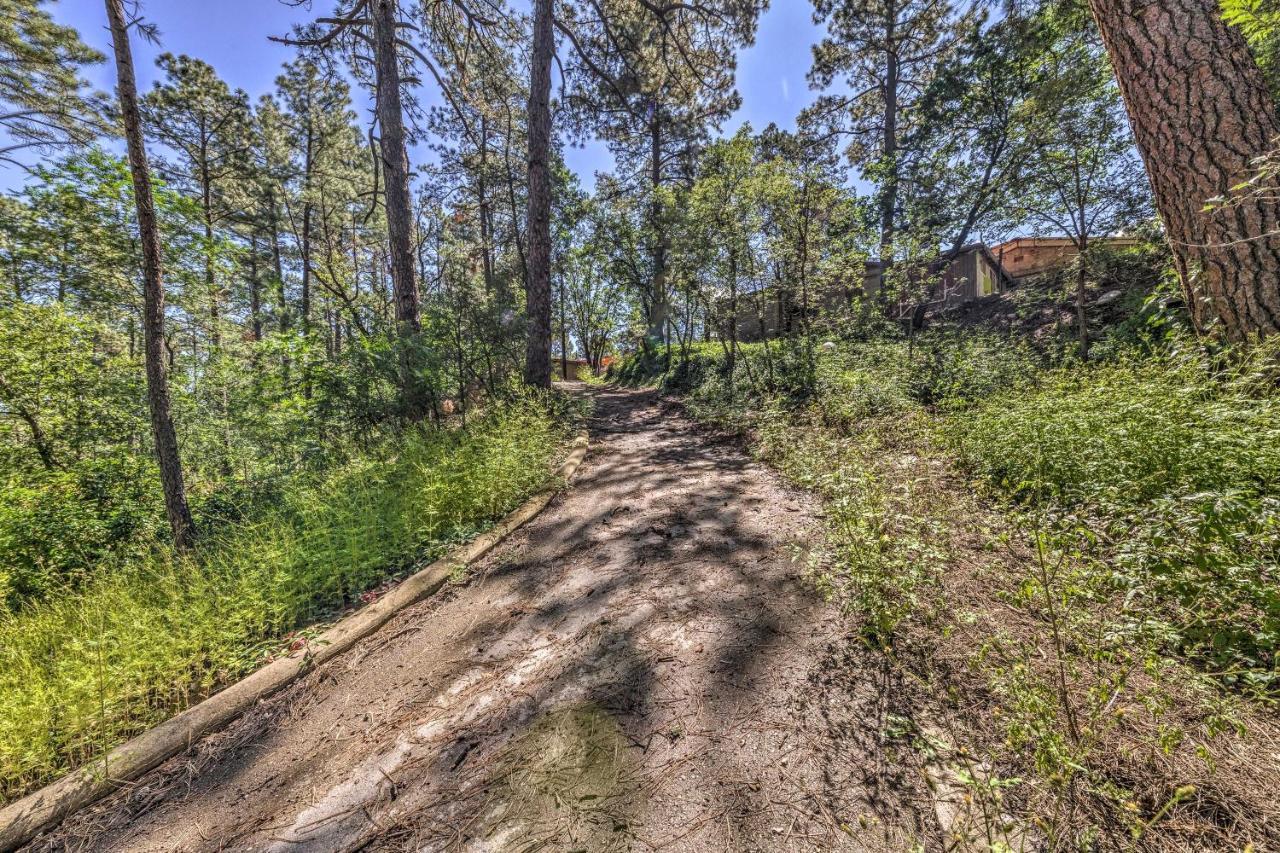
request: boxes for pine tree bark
[1088,0,1280,339]
[105,0,196,550]
[648,106,669,347]
[371,0,430,416]
[371,0,420,335]
[523,0,554,388]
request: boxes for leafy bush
[952,354,1280,505]
[0,455,165,608]
[0,393,572,800]
[757,407,946,644]
[951,350,1280,687]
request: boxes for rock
[821,341,837,353]
[1096,289,1124,306]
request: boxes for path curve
[32,385,937,852]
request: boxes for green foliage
[757,407,946,645]
[0,394,571,799]
[0,0,105,167]
[633,323,1280,692]
[952,348,1280,687]
[1223,0,1280,90]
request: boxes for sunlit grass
[0,396,569,801]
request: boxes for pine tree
[806,0,970,263]
[0,0,106,169]
[103,0,195,550]
[559,0,763,348]
[524,0,555,387]
[1088,0,1280,339]
[142,55,252,348]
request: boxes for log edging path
[0,432,591,852]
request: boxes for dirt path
[37,385,939,852]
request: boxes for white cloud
[781,77,791,102]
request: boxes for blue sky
[11,0,826,191]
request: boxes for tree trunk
[371,0,428,417]
[1076,237,1089,360]
[523,0,554,389]
[559,274,568,380]
[106,0,196,551]
[648,106,668,344]
[1088,0,1280,339]
[880,6,899,266]
[300,200,313,332]
[371,0,421,335]
[478,113,497,298]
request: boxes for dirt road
[36,386,938,852]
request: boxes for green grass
[950,350,1280,687]
[0,394,573,801]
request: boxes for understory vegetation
[0,393,577,801]
[618,318,1280,849]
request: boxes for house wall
[553,360,594,380]
[733,247,1008,343]
[993,238,1139,279]
[996,241,1079,278]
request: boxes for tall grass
[950,350,1280,687]
[0,396,569,801]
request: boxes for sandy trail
[35,385,938,852]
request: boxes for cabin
[990,236,1141,280]
[863,243,1013,312]
[552,358,595,381]
[735,243,1012,342]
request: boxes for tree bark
[105,0,196,551]
[648,105,668,345]
[300,200,313,332]
[1076,237,1089,360]
[880,5,899,266]
[1088,0,1280,339]
[371,0,421,335]
[478,113,497,299]
[371,0,430,417]
[523,0,554,388]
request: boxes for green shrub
[0,394,570,800]
[0,455,165,609]
[951,355,1280,506]
[951,351,1280,687]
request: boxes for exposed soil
[30,385,941,852]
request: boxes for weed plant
[0,392,572,801]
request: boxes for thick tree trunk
[523,0,554,389]
[106,0,196,551]
[371,0,421,335]
[1088,0,1280,339]
[371,0,429,417]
